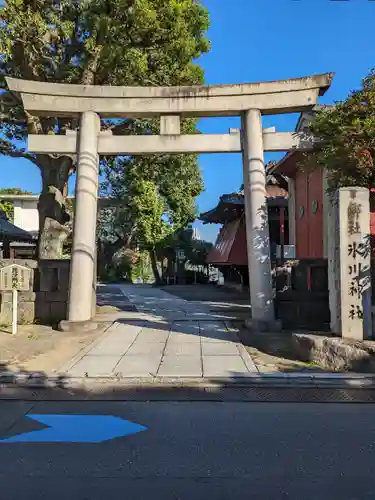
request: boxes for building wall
[295,168,324,258]
[13,200,39,233]
[294,167,375,259]
[370,191,375,254]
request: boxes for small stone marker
[0,264,31,334]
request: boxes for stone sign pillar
[241,109,276,328]
[67,111,101,323]
[328,187,372,340]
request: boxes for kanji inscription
[0,264,31,292]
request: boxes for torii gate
[6,73,333,330]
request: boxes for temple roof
[0,209,34,242]
[199,169,288,225]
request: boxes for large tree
[304,70,375,189]
[100,116,204,276]
[0,0,210,258]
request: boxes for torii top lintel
[6,73,333,118]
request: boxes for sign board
[176,249,185,261]
[276,245,296,260]
[0,264,31,292]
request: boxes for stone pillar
[241,109,277,329]
[67,111,100,323]
[328,187,372,340]
[287,177,296,246]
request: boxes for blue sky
[1,0,375,241]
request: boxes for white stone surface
[64,284,257,379]
[68,355,120,377]
[168,332,201,344]
[8,74,333,118]
[115,355,162,377]
[126,342,166,356]
[88,338,134,356]
[134,327,170,343]
[203,356,249,377]
[242,109,275,324]
[164,343,202,357]
[28,131,316,155]
[158,356,202,377]
[68,111,101,322]
[202,342,240,356]
[7,74,332,99]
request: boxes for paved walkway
[62,285,257,379]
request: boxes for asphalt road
[1,399,375,499]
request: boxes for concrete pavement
[1,399,375,499]
[62,284,257,379]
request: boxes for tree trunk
[149,249,162,284]
[37,155,74,259]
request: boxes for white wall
[13,200,39,232]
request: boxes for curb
[2,371,375,390]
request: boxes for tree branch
[0,150,39,166]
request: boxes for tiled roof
[0,209,34,241]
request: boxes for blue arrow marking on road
[0,414,148,443]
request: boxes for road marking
[0,414,148,443]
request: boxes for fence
[274,258,330,331]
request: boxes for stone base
[244,318,282,332]
[58,320,99,333]
[291,332,375,372]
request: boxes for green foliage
[0,0,210,251]
[302,70,375,189]
[156,225,212,266]
[130,179,172,249]
[131,251,153,283]
[101,118,204,254]
[97,1,209,255]
[0,0,209,150]
[0,188,32,221]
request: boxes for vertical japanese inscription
[0,264,31,292]
[347,200,368,322]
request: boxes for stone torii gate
[6,73,333,330]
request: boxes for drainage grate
[2,386,375,402]
[202,387,375,403]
